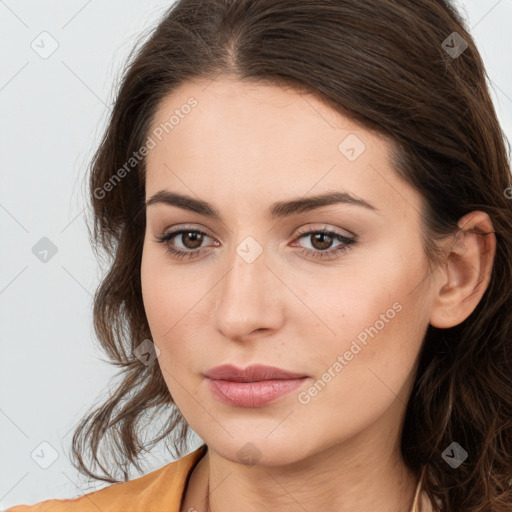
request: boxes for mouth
[204,364,309,407]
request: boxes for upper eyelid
[160,222,355,237]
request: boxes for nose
[213,243,284,341]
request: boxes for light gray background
[1,0,511,509]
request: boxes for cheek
[141,240,199,336]
[292,260,428,440]
[319,239,420,308]
[303,238,429,374]
[140,242,212,381]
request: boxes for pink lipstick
[204,364,308,407]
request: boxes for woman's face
[141,77,437,465]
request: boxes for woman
[7,0,512,511]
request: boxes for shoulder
[5,444,207,512]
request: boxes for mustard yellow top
[5,445,208,512]
[5,444,434,512]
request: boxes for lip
[204,364,308,382]
[204,364,309,407]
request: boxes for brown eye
[155,229,214,260]
[293,228,357,261]
[179,231,204,249]
[309,232,335,251]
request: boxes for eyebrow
[145,190,379,219]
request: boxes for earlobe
[429,211,496,329]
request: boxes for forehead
[144,77,422,220]
[148,76,387,154]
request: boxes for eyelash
[155,226,356,261]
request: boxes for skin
[140,76,496,512]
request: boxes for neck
[197,435,418,512]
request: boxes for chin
[204,434,311,467]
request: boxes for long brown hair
[72,1,512,509]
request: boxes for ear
[429,211,496,329]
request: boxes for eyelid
[157,222,354,240]
[295,223,356,238]
[158,223,215,239]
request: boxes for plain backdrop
[1,0,511,509]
